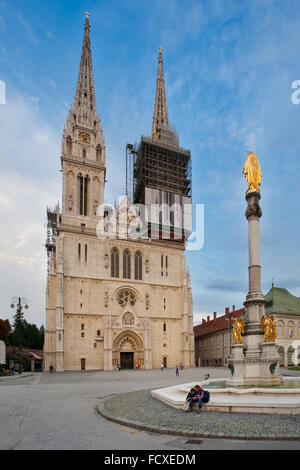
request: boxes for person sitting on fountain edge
[185,388,196,412]
[194,385,205,412]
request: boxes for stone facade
[43,16,194,372]
[194,307,244,367]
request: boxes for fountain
[152,152,300,414]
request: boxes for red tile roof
[193,306,245,337]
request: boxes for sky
[0,0,300,328]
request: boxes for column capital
[245,191,262,220]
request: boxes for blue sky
[0,0,300,327]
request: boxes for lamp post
[225,310,234,362]
[10,297,29,373]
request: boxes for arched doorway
[112,330,144,370]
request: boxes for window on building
[97,330,101,336]
[96,144,101,162]
[163,322,166,332]
[81,324,84,330]
[94,343,97,348]
[165,256,168,269]
[82,148,86,159]
[78,243,81,262]
[67,136,72,155]
[78,174,89,216]
[164,299,166,311]
[111,247,119,278]
[81,332,84,338]
[134,251,142,280]
[85,244,88,263]
[123,249,131,279]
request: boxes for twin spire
[74,15,175,144]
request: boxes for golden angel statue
[232,318,244,344]
[242,151,262,194]
[261,314,277,342]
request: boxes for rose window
[117,289,136,307]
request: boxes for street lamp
[10,297,29,372]
[225,310,234,361]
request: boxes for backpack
[202,390,210,403]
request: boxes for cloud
[205,279,246,293]
[17,14,39,45]
[0,93,60,326]
[45,29,53,40]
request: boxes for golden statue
[232,318,244,344]
[261,314,277,342]
[242,151,262,194]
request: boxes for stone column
[243,192,265,360]
[227,191,281,386]
[104,314,113,370]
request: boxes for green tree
[0,319,11,344]
[8,317,44,350]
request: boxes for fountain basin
[151,377,300,415]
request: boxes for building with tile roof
[194,287,300,367]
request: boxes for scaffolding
[133,136,192,204]
[45,206,58,270]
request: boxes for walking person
[160,363,164,371]
[175,365,179,376]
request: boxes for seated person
[194,384,205,411]
[185,388,196,412]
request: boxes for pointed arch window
[123,249,131,279]
[67,136,72,155]
[78,174,89,216]
[111,247,119,278]
[96,144,101,162]
[134,251,142,280]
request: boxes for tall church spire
[61,13,106,224]
[152,47,169,141]
[151,48,178,147]
[73,12,98,126]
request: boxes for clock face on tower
[78,132,91,144]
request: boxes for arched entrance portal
[112,330,144,370]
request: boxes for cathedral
[44,14,194,371]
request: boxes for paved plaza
[0,367,300,450]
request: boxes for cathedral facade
[44,15,194,371]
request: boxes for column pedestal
[227,344,245,386]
